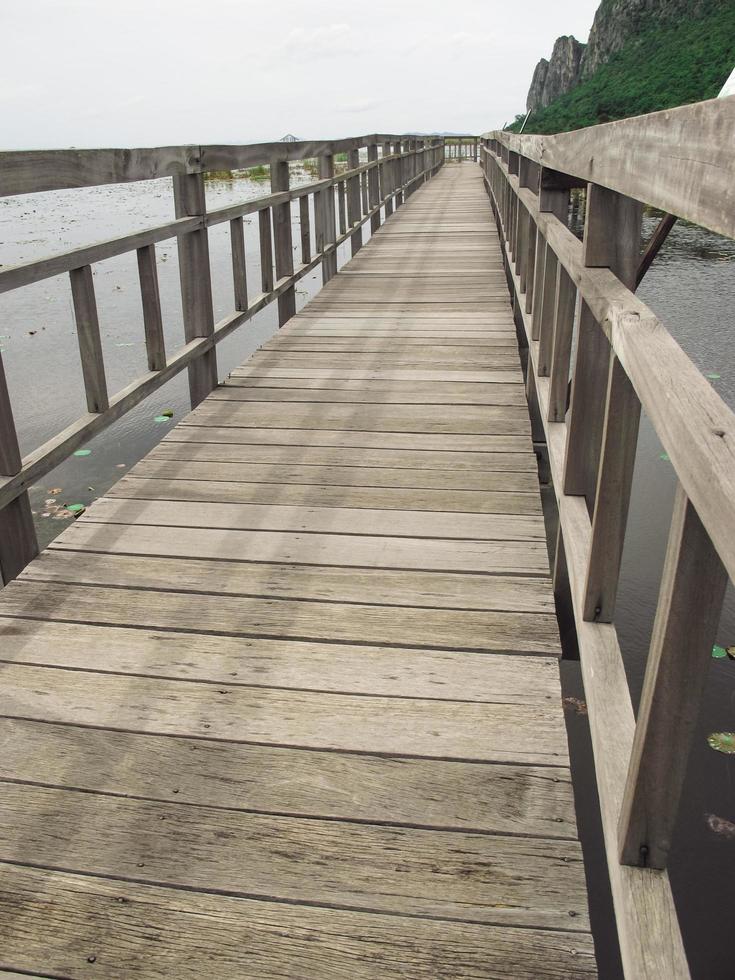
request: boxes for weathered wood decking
[0,164,595,977]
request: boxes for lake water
[1,167,734,977]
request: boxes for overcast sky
[1,0,599,149]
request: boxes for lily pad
[73,449,91,457]
[154,415,172,423]
[707,732,735,754]
[706,372,721,380]
[713,644,728,659]
[160,409,174,418]
[659,452,670,462]
[65,503,86,516]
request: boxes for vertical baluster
[536,248,558,376]
[337,179,347,236]
[394,141,404,208]
[368,143,380,233]
[258,208,274,293]
[618,484,727,868]
[382,141,393,217]
[0,353,38,584]
[270,158,295,326]
[319,152,337,283]
[525,220,538,315]
[137,244,167,368]
[173,173,217,407]
[547,265,577,420]
[347,149,362,256]
[70,265,109,413]
[299,195,311,264]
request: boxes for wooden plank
[21,551,553,613]
[158,438,535,471]
[0,616,557,702]
[130,456,538,492]
[0,782,588,930]
[495,97,735,239]
[47,520,550,575]
[210,380,526,406]
[107,476,542,515]
[0,864,596,979]
[0,715,574,836]
[187,401,531,435]
[618,484,727,868]
[0,581,560,654]
[0,657,565,758]
[78,496,543,540]
[69,265,109,413]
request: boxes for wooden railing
[0,134,445,584]
[481,94,735,979]
[443,136,479,161]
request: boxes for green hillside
[509,1,735,134]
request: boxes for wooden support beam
[536,247,558,376]
[69,265,109,413]
[270,159,296,327]
[0,351,38,585]
[172,172,217,408]
[382,142,393,217]
[636,213,677,288]
[618,483,728,868]
[136,244,166,370]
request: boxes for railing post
[618,484,727,868]
[137,244,167,369]
[347,149,362,255]
[298,196,311,264]
[368,142,380,233]
[0,353,38,584]
[579,185,643,621]
[172,172,217,408]
[319,151,337,283]
[258,208,274,293]
[270,158,295,326]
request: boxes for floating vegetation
[65,503,86,517]
[707,732,735,754]
[154,415,172,423]
[712,645,735,660]
[659,452,670,462]
[705,813,735,839]
[73,449,91,457]
[563,696,588,716]
[706,372,721,380]
[160,409,174,418]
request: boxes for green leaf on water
[73,449,91,457]
[65,503,86,516]
[707,732,735,754]
[706,372,721,380]
[154,415,171,423]
[712,645,728,659]
[659,452,670,462]
[160,409,174,418]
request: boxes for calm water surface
[1,172,734,978]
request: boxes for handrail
[480,97,735,977]
[0,134,446,583]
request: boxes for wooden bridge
[0,97,734,978]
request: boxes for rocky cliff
[525,0,718,112]
[526,36,585,112]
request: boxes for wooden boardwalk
[0,164,595,978]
